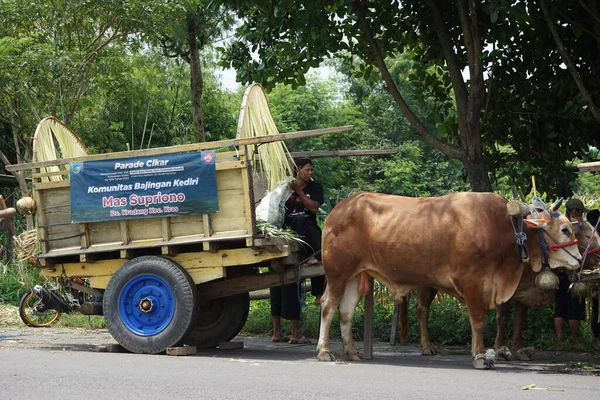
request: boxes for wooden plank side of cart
[578,161,600,173]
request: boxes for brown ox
[397,218,600,361]
[317,192,581,369]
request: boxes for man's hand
[289,179,301,192]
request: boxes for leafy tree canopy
[221,0,600,197]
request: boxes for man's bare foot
[314,296,321,305]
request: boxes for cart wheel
[18,290,60,327]
[185,292,250,348]
[103,256,198,354]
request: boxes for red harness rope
[584,245,600,255]
[547,239,578,251]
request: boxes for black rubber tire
[184,292,250,348]
[18,291,60,327]
[103,256,198,354]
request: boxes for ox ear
[524,213,550,229]
[550,197,563,213]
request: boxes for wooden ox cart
[6,125,375,354]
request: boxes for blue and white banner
[70,151,218,223]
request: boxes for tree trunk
[463,156,491,192]
[186,12,205,143]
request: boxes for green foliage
[223,0,600,195]
[264,65,468,204]
[70,50,239,154]
[241,299,272,334]
[242,294,342,340]
[54,314,106,329]
[0,0,240,182]
[0,264,43,305]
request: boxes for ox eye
[561,227,571,236]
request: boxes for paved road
[0,327,599,399]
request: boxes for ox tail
[357,271,371,298]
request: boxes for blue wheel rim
[118,274,175,336]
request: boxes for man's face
[570,208,584,221]
[297,163,313,181]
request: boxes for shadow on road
[1,326,598,375]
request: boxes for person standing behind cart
[269,157,325,344]
[554,198,588,344]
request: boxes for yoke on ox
[316,192,581,369]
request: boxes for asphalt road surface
[1,327,599,400]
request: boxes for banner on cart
[70,151,218,223]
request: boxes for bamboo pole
[5,125,354,172]
[288,149,397,158]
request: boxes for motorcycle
[19,276,103,327]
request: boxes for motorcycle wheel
[18,291,60,327]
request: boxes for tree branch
[422,0,469,132]
[457,0,475,73]
[84,25,110,53]
[64,30,131,123]
[579,0,600,25]
[582,0,600,56]
[65,54,96,124]
[550,1,600,41]
[540,0,600,122]
[0,149,12,170]
[0,149,27,194]
[85,32,131,62]
[351,0,463,160]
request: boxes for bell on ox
[535,267,559,290]
[569,281,589,299]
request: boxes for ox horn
[550,197,563,212]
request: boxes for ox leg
[415,287,438,356]
[397,295,409,344]
[317,281,344,362]
[465,299,495,369]
[338,277,362,361]
[494,302,513,361]
[513,302,535,361]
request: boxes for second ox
[396,206,600,361]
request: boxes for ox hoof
[496,346,513,361]
[473,349,496,370]
[317,351,336,362]
[515,347,535,361]
[347,353,362,362]
[422,346,438,356]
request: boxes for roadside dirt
[0,304,20,326]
